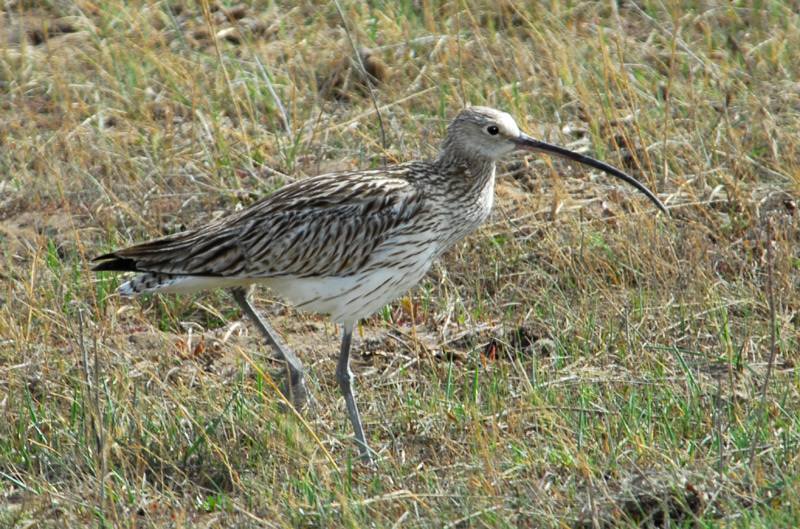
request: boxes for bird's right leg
[335,321,373,463]
[231,287,308,409]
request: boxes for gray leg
[231,287,308,408]
[335,321,372,463]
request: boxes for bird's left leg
[231,287,308,409]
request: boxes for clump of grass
[1,1,799,527]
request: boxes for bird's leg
[335,321,372,463]
[231,287,308,409]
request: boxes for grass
[1,0,799,527]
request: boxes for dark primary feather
[91,256,140,272]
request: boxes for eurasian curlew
[92,106,667,463]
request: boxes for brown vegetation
[1,1,798,527]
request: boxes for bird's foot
[357,447,375,468]
[276,367,310,412]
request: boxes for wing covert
[96,171,428,279]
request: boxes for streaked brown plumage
[93,106,667,463]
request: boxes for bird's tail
[92,253,178,296]
[116,272,179,296]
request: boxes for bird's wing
[92,169,428,278]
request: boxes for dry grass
[2,1,799,527]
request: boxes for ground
[1,1,799,527]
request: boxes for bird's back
[94,164,428,289]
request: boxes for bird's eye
[487,125,500,135]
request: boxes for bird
[92,106,667,463]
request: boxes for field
[2,1,799,527]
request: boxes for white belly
[262,245,436,323]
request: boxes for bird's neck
[422,149,497,256]
[433,148,497,194]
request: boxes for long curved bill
[513,133,668,215]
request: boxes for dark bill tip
[513,134,668,215]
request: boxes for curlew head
[440,106,668,214]
[439,106,523,161]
